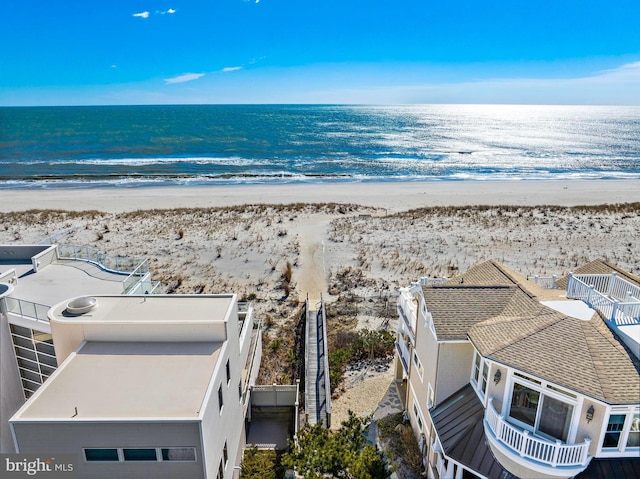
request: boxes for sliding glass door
[508,381,574,442]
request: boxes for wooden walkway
[305,299,331,427]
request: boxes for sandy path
[295,216,334,303]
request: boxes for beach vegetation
[328,329,395,393]
[377,413,423,478]
[241,446,285,479]
[282,411,389,479]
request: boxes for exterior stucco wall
[201,304,246,479]
[12,421,204,479]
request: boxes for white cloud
[133,11,150,19]
[167,8,176,14]
[222,66,242,72]
[160,8,176,14]
[111,65,117,69]
[164,73,205,84]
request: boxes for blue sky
[1,0,639,105]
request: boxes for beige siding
[576,401,608,457]
[411,313,439,424]
[485,362,507,412]
[434,343,474,406]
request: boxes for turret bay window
[602,410,640,453]
[471,350,489,399]
[507,372,576,443]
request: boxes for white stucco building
[1,244,262,479]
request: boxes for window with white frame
[412,351,424,380]
[602,409,640,453]
[427,383,435,409]
[471,350,490,399]
[506,372,577,443]
[413,402,423,431]
[411,387,425,432]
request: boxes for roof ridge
[578,319,608,401]
[599,258,640,286]
[588,315,640,374]
[473,307,559,356]
[490,260,540,300]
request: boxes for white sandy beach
[2,180,640,213]
[1,179,639,428]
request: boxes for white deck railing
[485,398,591,468]
[567,273,640,325]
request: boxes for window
[480,362,489,396]
[218,385,224,412]
[412,351,423,380]
[603,415,626,449]
[223,441,228,467]
[508,381,574,442]
[471,350,490,398]
[84,449,119,462]
[123,449,157,461]
[427,383,435,409]
[602,411,640,452]
[628,414,640,448]
[161,448,196,462]
[413,403,423,431]
[473,352,481,384]
[218,460,224,479]
[226,360,231,385]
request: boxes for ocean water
[1,104,639,189]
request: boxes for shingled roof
[423,259,639,404]
[469,306,640,404]
[555,258,640,290]
[423,285,540,341]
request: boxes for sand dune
[1,180,639,425]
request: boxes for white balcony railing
[485,398,591,469]
[567,273,640,326]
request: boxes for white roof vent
[66,296,98,315]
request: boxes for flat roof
[51,294,234,324]
[541,300,596,321]
[7,260,124,306]
[14,341,222,420]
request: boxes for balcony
[567,272,640,359]
[395,337,411,375]
[397,287,418,343]
[484,398,591,477]
[567,272,640,326]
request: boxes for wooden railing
[485,398,590,468]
